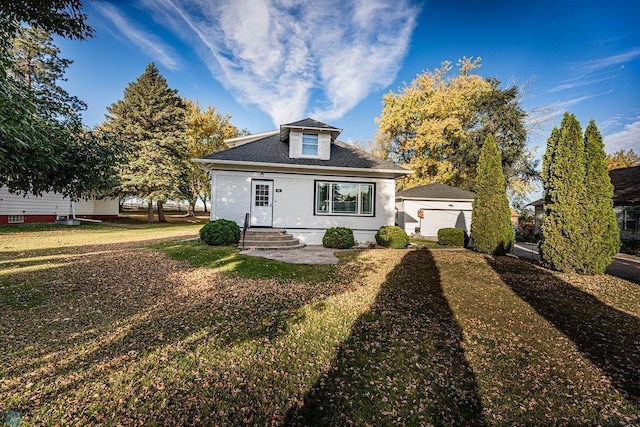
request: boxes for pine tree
[583,121,620,273]
[539,113,587,272]
[471,134,514,255]
[105,63,187,222]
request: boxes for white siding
[318,133,331,160]
[396,199,473,238]
[210,170,396,244]
[0,187,118,218]
[289,132,302,158]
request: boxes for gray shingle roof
[528,165,640,206]
[199,133,408,172]
[282,118,341,130]
[609,165,640,203]
[396,183,474,200]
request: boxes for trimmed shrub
[322,227,355,249]
[438,228,465,247]
[375,226,409,249]
[199,219,241,246]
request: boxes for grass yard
[1,224,639,425]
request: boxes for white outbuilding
[395,183,474,239]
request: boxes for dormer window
[302,133,319,156]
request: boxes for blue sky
[58,0,639,158]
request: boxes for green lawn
[1,225,639,425]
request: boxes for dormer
[280,118,342,160]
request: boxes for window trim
[314,180,375,217]
[301,133,319,157]
[8,215,24,224]
[624,209,638,231]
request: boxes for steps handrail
[242,212,250,248]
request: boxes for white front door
[250,180,273,227]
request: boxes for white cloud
[575,47,640,74]
[526,93,609,126]
[139,0,419,125]
[604,119,640,153]
[549,71,618,93]
[93,2,180,71]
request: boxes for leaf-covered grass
[1,226,639,425]
[409,237,448,249]
[151,240,339,284]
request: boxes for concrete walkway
[512,242,640,283]
[239,245,343,264]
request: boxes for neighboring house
[395,183,474,238]
[0,186,119,225]
[530,165,640,241]
[194,118,411,244]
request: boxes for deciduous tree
[105,63,188,222]
[471,135,514,255]
[375,57,533,192]
[1,23,124,200]
[183,100,238,215]
[606,148,640,170]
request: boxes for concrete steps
[239,228,305,250]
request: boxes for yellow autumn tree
[183,100,239,215]
[376,57,531,192]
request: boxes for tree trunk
[186,198,197,217]
[147,200,154,223]
[157,200,167,223]
[200,194,208,213]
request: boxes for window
[315,181,374,216]
[302,133,318,156]
[8,215,24,224]
[624,209,638,230]
[254,184,270,207]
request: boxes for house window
[302,133,318,156]
[315,181,374,216]
[254,184,270,207]
[624,209,638,230]
[8,215,24,224]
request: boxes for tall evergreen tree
[105,63,187,222]
[471,134,514,255]
[583,121,620,273]
[539,113,587,272]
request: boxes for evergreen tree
[471,134,514,255]
[105,63,188,222]
[583,121,620,273]
[539,113,587,272]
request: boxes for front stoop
[239,228,305,250]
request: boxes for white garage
[395,183,474,239]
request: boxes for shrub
[199,219,241,246]
[471,134,514,255]
[438,228,465,247]
[322,227,355,249]
[375,226,409,249]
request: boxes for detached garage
[395,183,474,239]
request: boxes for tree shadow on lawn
[286,249,486,426]
[487,256,640,406]
[0,246,373,419]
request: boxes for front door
[250,180,273,227]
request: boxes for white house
[0,186,119,225]
[194,118,411,245]
[395,183,474,239]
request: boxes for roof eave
[193,158,412,179]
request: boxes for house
[0,186,119,225]
[530,165,640,241]
[193,118,411,245]
[395,183,474,239]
